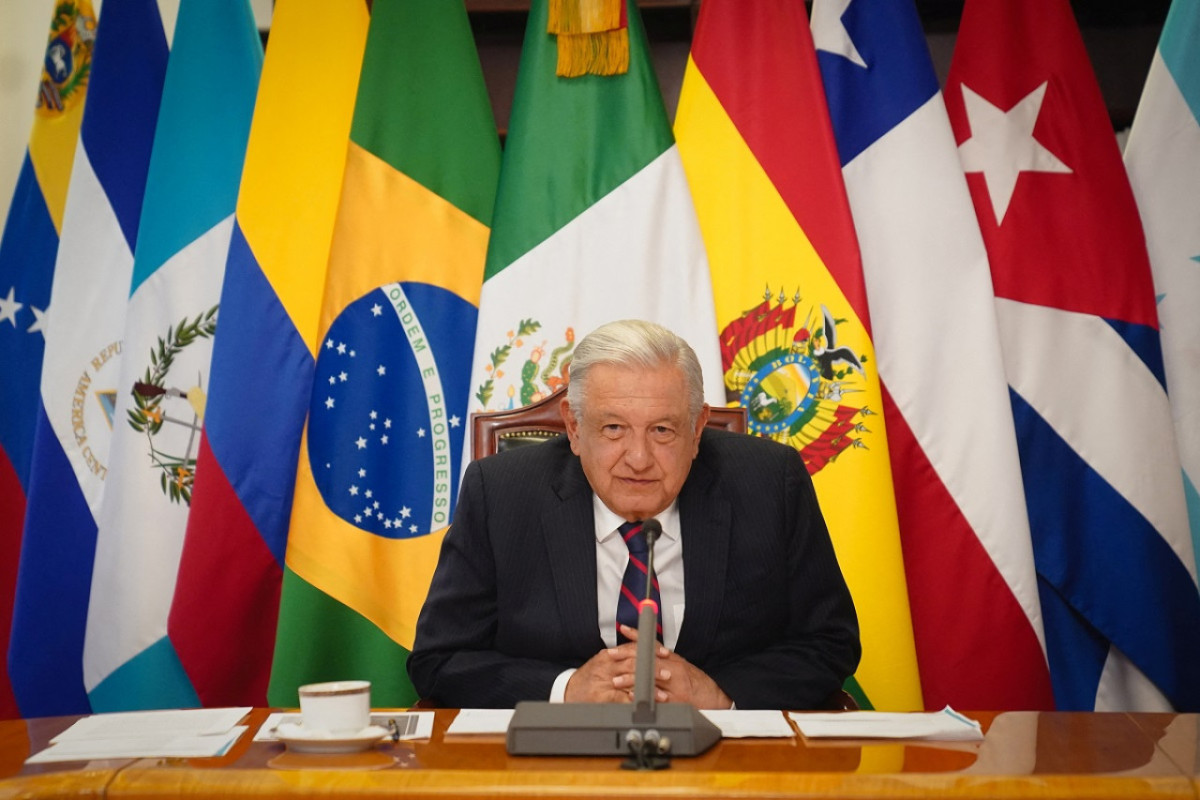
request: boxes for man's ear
[561,397,581,454]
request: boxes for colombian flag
[268,0,501,707]
[675,0,922,711]
[168,0,369,707]
[0,0,95,719]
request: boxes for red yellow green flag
[675,0,922,711]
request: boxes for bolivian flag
[675,0,922,711]
[269,0,501,707]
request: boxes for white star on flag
[0,286,23,327]
[811,0,867,69]
[957,81,1072,225]
[27,305,47,335]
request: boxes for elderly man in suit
[408,319,860,709]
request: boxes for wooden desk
[3,709,1197,800]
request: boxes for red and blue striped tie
[616,520,663,645]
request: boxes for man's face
[562,363,709,521]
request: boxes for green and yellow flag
[269,0,501,707]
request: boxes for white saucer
[275,722,389,755]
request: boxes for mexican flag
[467,0,724,423]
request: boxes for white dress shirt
[549,497,686,701]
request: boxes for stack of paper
[788,706,984,741]
[26,707,252,764]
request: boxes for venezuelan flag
[675,0,922,712]
[268,0,501,707]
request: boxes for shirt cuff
[550,669,577,702]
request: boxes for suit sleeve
[407,459,570,708]
[702,444,861,709]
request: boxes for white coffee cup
[297,680,371,735]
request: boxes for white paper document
[700,709,794,738]
[788,706,983,741]
[26,708,253,763]
[254,711,434,741]
[445,708,515,735]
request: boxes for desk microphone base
[506,701,721,757]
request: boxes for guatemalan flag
[0,0,95,720]
[1124,0,1200,585]
[811,0,1053,710]
[946,0,1200,711]
[8,0,168,718]
[168,0,369,708]
[82,0,262,712]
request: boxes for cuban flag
[812,0,1053,710]
[82,0,262,712]
[8,0,168,718]
[946,0,1200,711]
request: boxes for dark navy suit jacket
[408,429,860,709]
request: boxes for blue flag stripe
[1013,390,1200,711]
[205,224,313,565]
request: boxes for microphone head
[642,518,663,545]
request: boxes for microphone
[632,518,662,725]
[506,516,720,759]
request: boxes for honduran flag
[467,0,723,433]
[1124,0,1200,582]
[947,0,1200,711]
[675,0,921,712]
[82,0,262,712]
[8,0,167,718]
[268,0,501,707]
[0,0,95,719]
[168,0,369,709]
[812,0,1053,710]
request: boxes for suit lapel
[676,452,731,662]
[542,450,604,654]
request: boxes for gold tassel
[555,29,629,77]
[548,0,620,35]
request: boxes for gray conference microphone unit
[506,519,721,760]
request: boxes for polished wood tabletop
[2,708,1197,800]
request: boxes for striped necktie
[616,520,663,645]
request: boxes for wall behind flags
[0,0,1172,221]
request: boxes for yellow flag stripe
[318,142,490,335]
[235,1,368,357]
[678,61,921,711]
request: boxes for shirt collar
[593,495,680,544]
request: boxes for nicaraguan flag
[8,0,168,718]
